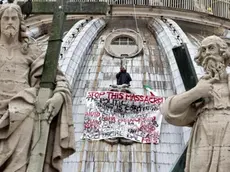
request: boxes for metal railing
[18,0,230,19]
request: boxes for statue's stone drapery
[161,35,230,172]
[0,3,75,172]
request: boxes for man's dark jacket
[116,71,132,85]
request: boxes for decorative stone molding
[104,28,143,58]
[59,18,106,88]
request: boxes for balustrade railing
[17,0,230,19]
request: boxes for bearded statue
[0,3,75,172]
[195,36,230,82]
[160,35,230,172]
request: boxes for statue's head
[0,3,29,53]
[195,35,230,80]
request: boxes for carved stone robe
[0,44,75,172]
[161,78,230,172]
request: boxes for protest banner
[82,91,164,144]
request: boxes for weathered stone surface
[161,35,230,171]
[0,3,75,172]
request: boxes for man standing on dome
[116,66,132,86]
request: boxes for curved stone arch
[59,19,87,72]
[59,18,106,88]
[161,18,207,144]
[61,19,87,53]
[148,17,204,145]
[148,17,204,94]
[149,18,185,94]
[165,18,204,78]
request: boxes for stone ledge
[110,5,230,28]
[18,1,108,14]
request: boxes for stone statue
[161,35,230,172]
[0,3,75,172]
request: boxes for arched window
[111,36,136,45]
